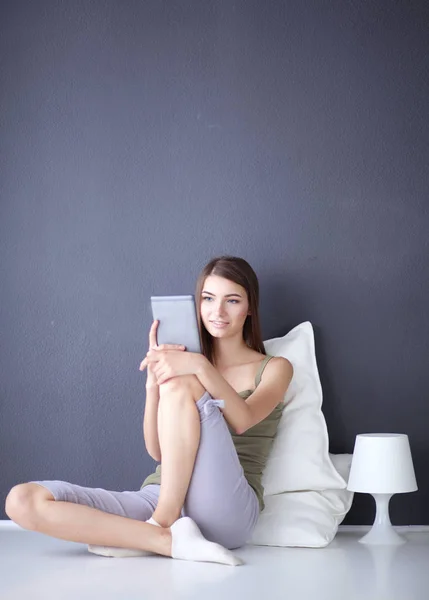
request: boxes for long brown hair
[195,256,265,364]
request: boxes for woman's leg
[5,478,241,566]
[4,376,243,565]
[150,375,206,527]
[4,374,205,548]
[5,482,171,556]
[182,393,260,549]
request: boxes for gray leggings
[31,391,260,549]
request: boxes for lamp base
[359,524,406,545]
[358,493,406,546]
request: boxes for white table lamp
[347,433,418,545]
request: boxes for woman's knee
[5,483,54,529]
[159,375,205,401]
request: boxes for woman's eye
[202,297,238,304]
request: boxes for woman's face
[200,275,250,339]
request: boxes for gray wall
[1,0,428,525]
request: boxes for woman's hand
[139,320,186,387]
[145,347,203,385]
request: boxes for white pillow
[262,321,346,494]
[251,453,354,548]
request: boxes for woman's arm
[143,384,162,462]
[196,356,294,434]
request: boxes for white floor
[1,524,428,600]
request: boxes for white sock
[87,516,161,558]
[170,517,243,567]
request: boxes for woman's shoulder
[262,355,294,379]
[250,353,292,389]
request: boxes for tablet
[150,295,202,354]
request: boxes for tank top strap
[255,354,274,387]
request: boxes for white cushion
[251,453,354,548]
[262,321,347,494]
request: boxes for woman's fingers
[139,350,162,370]
[149,320,158,348]
[139,341,185,371]
[154,368,169,385]
[156,344,186,351]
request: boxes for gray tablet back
[150,295,202,354]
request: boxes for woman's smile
[210,321,229,328]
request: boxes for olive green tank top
[140,354,284,512]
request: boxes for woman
[5,256,293,566]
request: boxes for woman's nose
[212,305,227,317]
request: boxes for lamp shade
[347,434,418,494]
